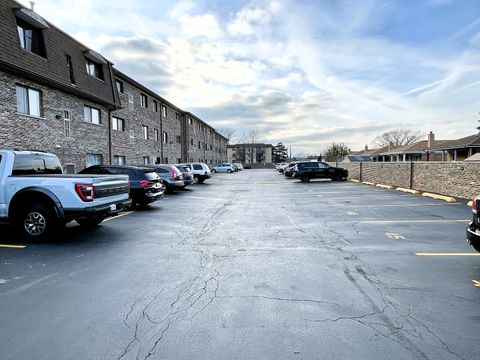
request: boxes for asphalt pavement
[0,169,479,360]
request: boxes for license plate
[110,204,117,211]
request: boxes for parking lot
[0,169,479,360]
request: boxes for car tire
[212,169,217,173]
[19,202,60,241]
[301,175,310,182]
[227,169,232,173]
[197,177,205,184]
[76,215,105,227]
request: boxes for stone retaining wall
[327,161,480,200]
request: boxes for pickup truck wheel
[301,175,310,182]
[197,177,205,184]
[76,216,105,227]
[20,203,59,241]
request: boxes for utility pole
[289,145,292,161]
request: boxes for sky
[20,0,480,154]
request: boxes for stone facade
[0,71,110,172]
[328,161,480,200]
[111,76,162,166]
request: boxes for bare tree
[216,127,236,144]
[244,129,260,164]
[373,129,423,148]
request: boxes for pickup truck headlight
[75,183,94,202]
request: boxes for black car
[466,197,480,252]
[79,165,165,207]
[292,162,348,182]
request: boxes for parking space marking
[472,280,480,287]
[347,211,359,216]
[0,244,26,249]
[358,219,469,224]
[416,253,480,256]
[335,203,460,209]
[103,211,134,223]
[386,232,406,240]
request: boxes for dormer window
[86,59,103,79]
[16,18,46,57]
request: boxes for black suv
[79,165,165,207]
[293,162,348,182]
[467,197,480,252]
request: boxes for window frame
[16,84,42,117]
[140,93,148,108]
[85,58,104,80]
[84,105,101,125]
[115,80,124,94]
[112,116,125,132]
[142,125,149,140]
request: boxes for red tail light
[75,183,94,202]
[139,180,154,189]
[170,167,175,178]
[472,198,478,212]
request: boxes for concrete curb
[350,179,360,183]
[396,187,421,195]
[422,192,457,203]
[362,181,375,186]
[376,184,393,189]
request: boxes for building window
[176,135,181,144]
[63,110,71,138]
[163,131,168,143]
[85,59,103,79]
[113,155,126,165]
[140,94,148,108]
[154,129,159,141]
[84,105,100,124]
[65,164,76,174]
[142,125,149,140]
[16,18,46,57]
[162,105,167,117]
[128,93,134,110]
[164,157,169,164]
[189,117,193,125]
[190,138,194,146]
[198,141,201,149]
[112,117,125,131]
[153,100,158,112]
[86,153,103,167]
[176,113,181,121]
[177,158,182,163]
[143,156,150,165]
[210,145,213,150]
[66,55,75,85]
[16,85,41,117]
[116,80,124,93]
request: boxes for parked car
[175,164,195,186]
[232,163,240,172]
[147,164,185,192]
[79,165,164,207]
[284,162,299,177]
[244,163,251,169]
[292,162,348,182]
[234,163,244,170]
[467,197,480,252]
[0,151,131,240]
[181,163,211,183]
[212,163,235,173]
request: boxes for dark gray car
[147,164,185,192]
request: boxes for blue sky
[21,0,480,154]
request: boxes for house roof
[429,134,480,150]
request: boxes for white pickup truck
[0,150,131,240]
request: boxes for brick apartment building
[0,0,227,172]
[227,143,273,164]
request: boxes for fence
[326,161,480,200]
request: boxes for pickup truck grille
[95,184,130,198]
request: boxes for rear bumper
[64,198,132,219]
[467,221,480,252]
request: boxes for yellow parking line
[0,244,26,249]
[335,203,460,209]
[416,253,480,256]
[103,211,133,223]
[359,219,469,224]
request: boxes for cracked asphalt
[1,169,480,360]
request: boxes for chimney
[29,1,35,11]
[427,131,435,148]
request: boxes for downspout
[160,102,164,162]
[106,62,118,165]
